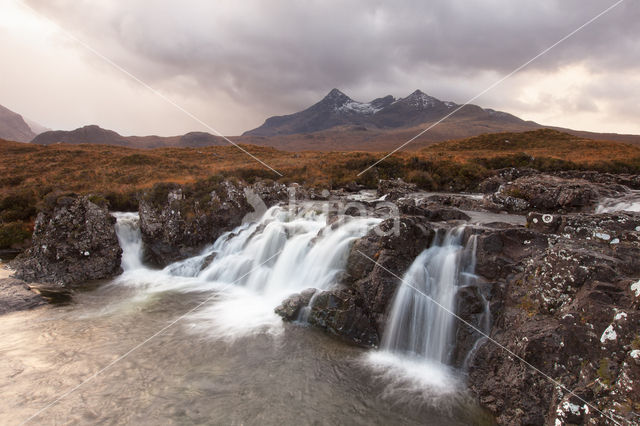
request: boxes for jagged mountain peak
[243,88,527,137]
[400,90,444,109]
[320,88,353,106]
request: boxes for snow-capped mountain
[243,89,526,136]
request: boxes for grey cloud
[22,0,640,133]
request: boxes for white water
[382,227,477,363]
[367,227,484,395]
[113,212,144,271]
[596,191,640,213]
[112,209,485,401]
[113,206,381,337]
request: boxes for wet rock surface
[0,278,45,314]
[466,210,640,425]
[306,288,380,347]
[343,217,436,337]
[12,195,122,286]
[490,174,607,213]
[138,179,289,266]
[7,168,640,424]
[275,288,317,321]
[376,178,418,201]
[396,197,472,221]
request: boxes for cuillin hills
[4,89,640,151]
[243,88,532,136]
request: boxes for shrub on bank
[0,221,32,249]
[0,191,37,223]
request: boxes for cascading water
[381,227,478,364]
[368,226,487,395]
[112,206,381,336]
[113,212,144,271]
[596,190,640,213]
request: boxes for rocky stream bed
[2,168,640,425]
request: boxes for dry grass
[2,128,640,249]
[421,129,640,163]
[2,129,639,198]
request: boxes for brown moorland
[2,128,640,249]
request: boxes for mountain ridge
[243,88,530,137]
[8,89,640,151]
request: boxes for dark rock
[424,194,491,211]
[451,284,491,367]
[0,278,46,314]
[549,211,639,241]
[467,211,640,425]
[275,288,317,321]
[554,170,640,190]
[343,181,363,192]
[376,178,417,201]
[488,192,530,213]
[139,179,290,266]
[477,175,504,194]
[526,211,563,233]
[477,168,538,194]
[307,288,379,347]
[249,180,290,207]
[344,217,436,336]
[473,226,549,281]
[491,174,623,213]
[396,198,471,221]
[12,195,122,286]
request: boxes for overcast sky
[1,0,639,136]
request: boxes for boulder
[306,288,379,347]
[12,195,122,286]
[0,278,45,314]
[376,178,417,201]
[491,174,620,213]
[138,179,289,266]
[477,168,539,194]
[275,288,317,321]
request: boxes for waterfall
[112,206,381,336]
[113,212,144,271]
[596,191,640,213]
[161,206,381,296]
[381,227,480,365]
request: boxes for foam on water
[364,226,487,397]
[113,206,381,339]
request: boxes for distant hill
[31,125,227,149]
[0,104,37,142]
[21,89,640,151]
[243,89,537,137]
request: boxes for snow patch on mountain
[337,100,384,115]
[403,90,441,109]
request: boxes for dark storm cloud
[22,0,640,132]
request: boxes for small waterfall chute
[368,226,489,396]
[381,227,478,364]
[113,212,144,271]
